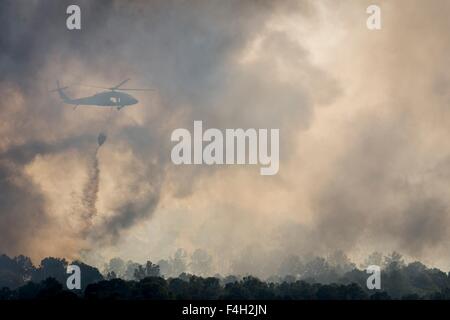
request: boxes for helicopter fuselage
[69,91,138,107]
[54,79,146,109]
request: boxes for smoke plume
[1,0,450,274]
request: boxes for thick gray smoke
[1,0,320,260]
[0,157,47,256]
[0,135,92,258]
[1,0,450,274]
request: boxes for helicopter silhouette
[52,79,153,110]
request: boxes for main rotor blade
[112,78,130,90]
[117,88,155,91]
[77,84,110,89]
[73,80,152,91]
[49,87,68,92]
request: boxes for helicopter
[52,79,153,110]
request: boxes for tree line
[1,251,450,299]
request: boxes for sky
[1,0,450,276]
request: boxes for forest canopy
[1,251,450,300]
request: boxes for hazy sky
[1,0,450,276]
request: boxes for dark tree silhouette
[85,278,132,300]
[32,257,68,284]
[71,260,104,291]
[1,252,450,300]
[134,261,160,280]
[134,277,169,299]
[0,254,35,289]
